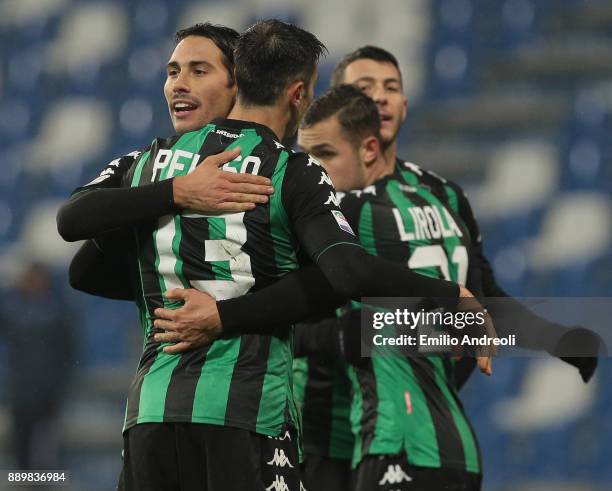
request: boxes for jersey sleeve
[71,149,144,196]
[281,153,361,262]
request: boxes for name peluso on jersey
[151,149,261,181]
[393,204,463,241]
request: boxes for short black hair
[301,84,381,147]
[235,19,327,106]
[175,23,239,85]
[331,45,401,87]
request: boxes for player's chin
[173,117,204,135]
[380,125,397,146]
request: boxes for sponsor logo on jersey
[325,192,341,207]
[214,129,243,138]
[331,210,355,236]
[266,475,290,491]
[378,464,412,485]
[267,448,294,468]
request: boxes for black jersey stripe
[224,334,272,426]
[163,345,211,420]
[302,357,334,453]
[409,358,466,469]
[353,360,379,456]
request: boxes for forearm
[218,264,344,337]
[69,240,133,300]
[317,244,460,309]
[57,179,175,241]
[293,318,343,358]
[477,251,567,351]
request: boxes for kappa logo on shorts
[267,448,294,468]
[378,464,412,485]
[299,481,307,491]
[265,475,290,491]
[268,430,291,441]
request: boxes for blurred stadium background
[0,0,611,489]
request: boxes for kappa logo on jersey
[402,161,423,176]
[274,140,285,149]
[331,210,355,236]
[318,171,333,186]
[350,185,377,198]
[324,192,341,207]
[266,475,290,491]
[378,464,413,485]
[85,168,113,186]
[307,155,322,167]
[267,448,294,468]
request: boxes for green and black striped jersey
[341,160,482,473]
[293,356,354,459]
[74,118,358,437]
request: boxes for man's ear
[360,135,380,167]
[288,80,306,108]
[400,95,408,123]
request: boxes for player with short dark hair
[290,45,601,491]
[331,45,402,87]
[298,84,484,491]
[175,22,239,86]
[61,20,489,490]
[331,44,600,381]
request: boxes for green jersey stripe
[269,151,298,273]
[357,201,377,255]
[191,338,242,421]
[430,357,481,473]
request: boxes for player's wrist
[171,175,189,209]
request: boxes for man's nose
[173,71,190,93]
[372,86,387,105]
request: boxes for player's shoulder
[399,159,468,195]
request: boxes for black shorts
[118,423,305,491]
[303,454,352,491]
[354,454,482,491]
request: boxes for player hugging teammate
[58,18,599,491]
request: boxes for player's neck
[227,102,289,141]
[364,153,394,187]
[383,139,398,169]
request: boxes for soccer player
[297,84,485,491]
[290,47,601,491]
[330,46,600,379]
[61,23,275,303]
[60,20,489,490]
